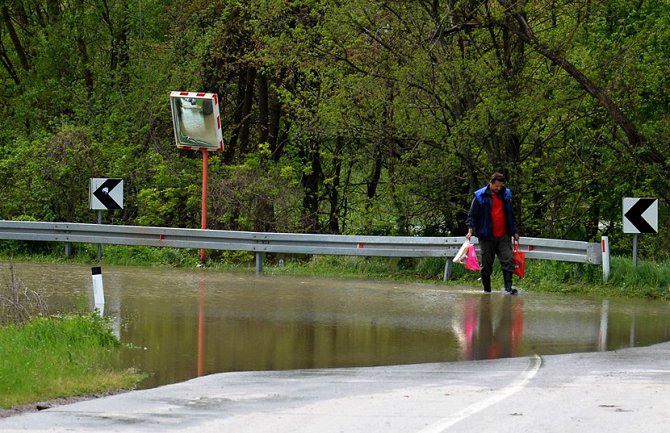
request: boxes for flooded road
[3,262,670,389]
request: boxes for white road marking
[416,355,542,433]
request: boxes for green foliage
[209,160,302,232]
[0,0,669,247]
[136,158,201,228]
[0,313,143,408]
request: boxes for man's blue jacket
[466,185,518,240]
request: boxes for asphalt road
[2,342,669,433]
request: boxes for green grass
[602,256,670,298]
[268,255,408,279]
[0,313,144,409]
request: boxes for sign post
[622,197,658,267]
[169,91,224,263]
[200,148,209,262]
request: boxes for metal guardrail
[0,220,604,278]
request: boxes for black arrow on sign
[624,198,656,233]
[93,179,122,210]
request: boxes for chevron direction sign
[623,198,658,234]
[90,178,123,210]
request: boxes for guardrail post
[65,242,72,258]
[443,259,452,281]
[255,252,264,276]
[601,236,610,282]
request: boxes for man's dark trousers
[479,234,515,287]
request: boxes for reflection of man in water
[462,295,524,360]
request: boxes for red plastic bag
[513,243,525,277]
[464,244,480,272]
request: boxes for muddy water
[3,262,670,389]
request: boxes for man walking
[466,172,520,295]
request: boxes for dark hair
[490,172,506,183]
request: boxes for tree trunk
[2,6,30,71]
[301,139,322,233]
[112,2,130,88]
[77,37,94,96]
[46,0,60,25]
[269,85,282,160]
[225,71,247,163]
[326,136,345,234]
[239,67,256,155]
[367,140,384,200]
[0,40,20,84]
[257,73,269,145]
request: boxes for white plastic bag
[453,240,470,264]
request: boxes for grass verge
[0,313,144,409]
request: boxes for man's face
[489,180,505,195]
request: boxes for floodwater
[3,262,670,389]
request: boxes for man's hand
[466,229,473,241]
[513,233,520,243]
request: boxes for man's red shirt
[491,193,506,238]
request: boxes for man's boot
[503,271,517,295]
[482,275,491,293]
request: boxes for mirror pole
[200,148,209,262]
